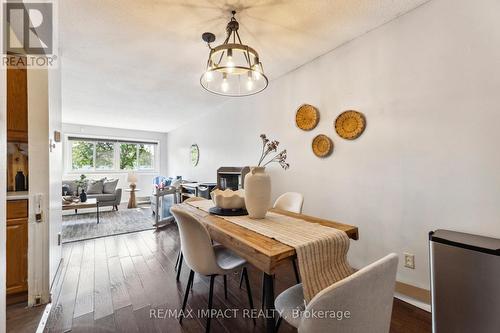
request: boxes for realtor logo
[2,0,58,67]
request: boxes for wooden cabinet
[7,63,28,143]
[6,200,28,296]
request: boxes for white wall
[167,0,500,293]
[61,123,168,203]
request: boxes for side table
[125,188,141,209]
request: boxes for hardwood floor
[6,302,45,333]
[33,224,431,332]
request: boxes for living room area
[59,123,170,243]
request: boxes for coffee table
[62,198,100,223]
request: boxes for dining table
[176,200,359,333]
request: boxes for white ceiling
[60,0,429,132]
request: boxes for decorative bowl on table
[62,196,74,204]
[210,189,246,210]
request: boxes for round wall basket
[312,134,333,157]
[295,104,319,131]
[335,110,366,140]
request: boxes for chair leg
[261,273,266,310]
[75,209,77,214]
[239,268,244,289]
[175,250,181,272]
[176,252,183,282]
[179,269,194,324]
[276,317,282,332]
[292,258,300,283]
[206,275,216,333]
[223,275,228,299]
[242,267,256,325]
[115,205,118,211]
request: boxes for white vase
[244,166,271,219]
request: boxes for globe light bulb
[205,70,213,82]
[226,48,234,73]
[253,68,261,81]
[221,74,229,92]
[246,72,254,91]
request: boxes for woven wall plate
[312,134,333,157]
[335,110,366,140]
[295,104,319,131]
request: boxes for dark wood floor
[6,302,45,333]
[12,223,430,332]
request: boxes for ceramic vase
[244,166,271,219]
[80,188,87,203]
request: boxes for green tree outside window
[71,141,94,170]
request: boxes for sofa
[62,178,122,211]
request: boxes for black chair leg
[175,250,181,271]
[292,258,300,283]
[276,317,282,332]
[239,268,244,289]
[242,267,256,325]
[179,269,194,324]
[176,252,183,282]
[261,273,266,310]
[223,275,228,299]
[206,275,216,333]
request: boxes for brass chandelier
[200,11,268,97]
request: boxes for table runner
[186,200,354,302]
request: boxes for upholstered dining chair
[174,196,206,281]
[170,206,256,333]
[273,192,304,214]
[274,253,398,332]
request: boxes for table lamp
[127,172,138,190]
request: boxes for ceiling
[60,0,429,132]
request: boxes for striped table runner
[186,200,354,302]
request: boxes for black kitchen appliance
[217,167,250,190]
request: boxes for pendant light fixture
[200,11,268,97]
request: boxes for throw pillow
[87,179,104,194]
[103,178,119,194]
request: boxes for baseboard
[6,291,28,305]
[395,281,431,311]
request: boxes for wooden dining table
[176,201,359,333]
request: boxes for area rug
[62,206,155,243]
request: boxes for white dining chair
[174,196,205,281]
[170,206,256,333]
[274,253,398,332]
[273,192,304,214]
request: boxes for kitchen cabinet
[7,61,28,143]
[6,200,28,297]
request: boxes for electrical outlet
[404,253,415,269]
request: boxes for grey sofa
[62,179,122,211]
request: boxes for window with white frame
[67,136,157,172]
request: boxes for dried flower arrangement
[257,134,290,170]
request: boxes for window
[119,143,155,170]
[67,136,158,172]
[96,142,114,170]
